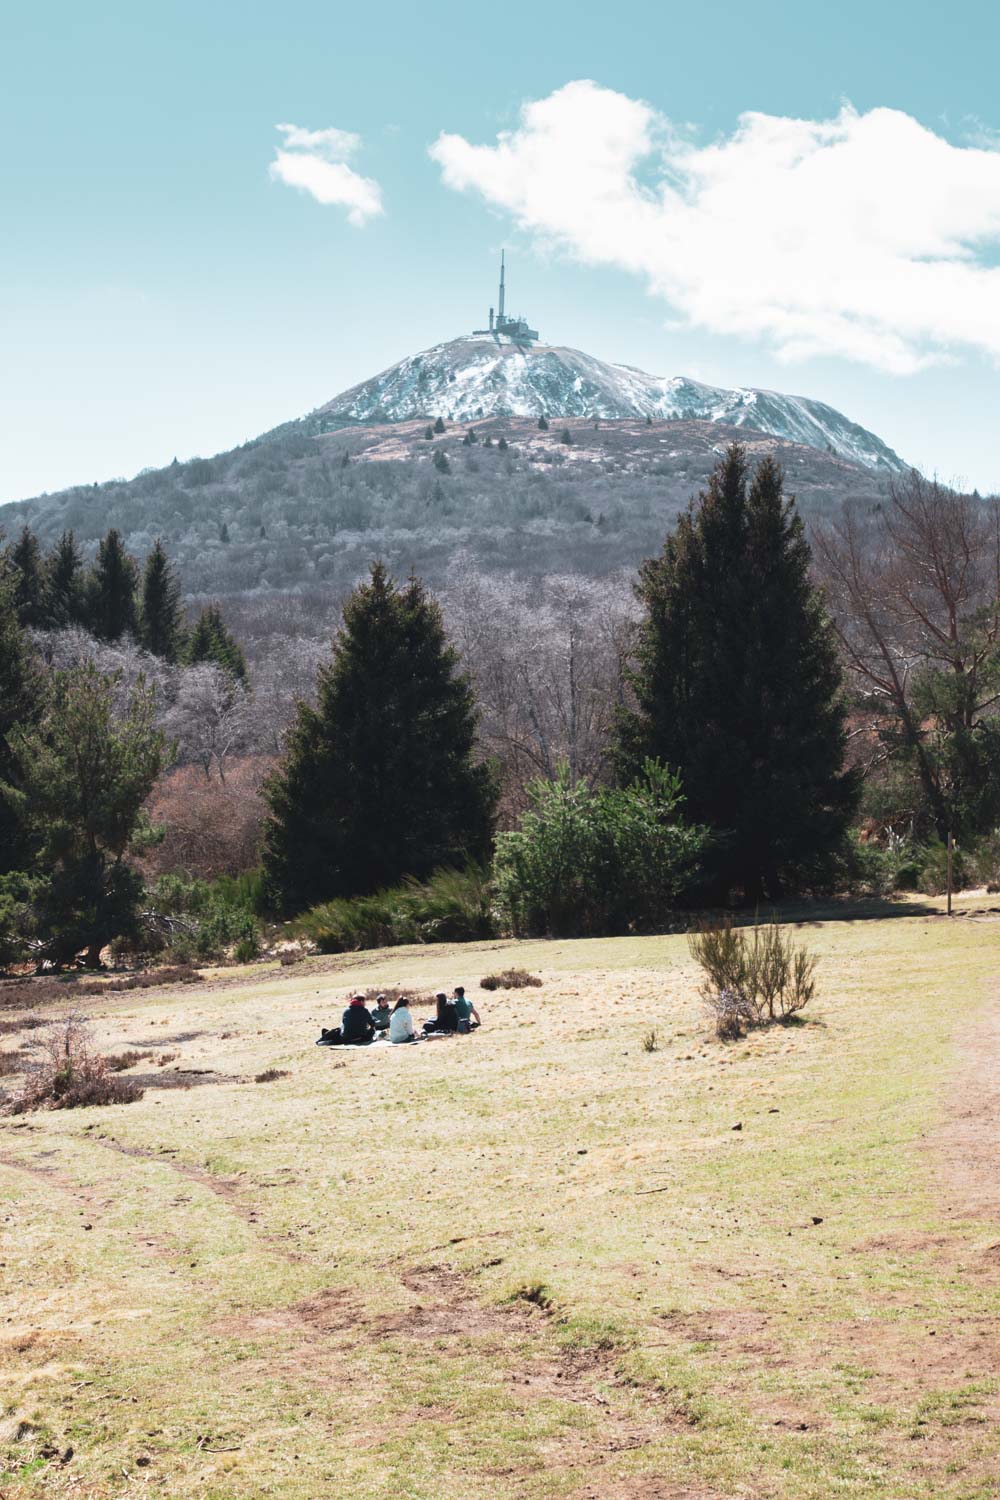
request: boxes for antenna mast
[498,250,506,321]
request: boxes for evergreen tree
[8,526,49,628]
[4,665,168,967]
[433,416,446,434]
[87,529,138,641]
[433,449,450,474]
[46,530,86,627]
[0,571,43,873]
[184,604,247,682]
[262,562,496,915]
[139,539,185,661]
[615,446,857,899]
[538,415,549,430]
[498,436,508,451]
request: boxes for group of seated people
[317,987,482,1047]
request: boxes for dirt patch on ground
[929,989,1000,1225]
[209,1260,691,1495]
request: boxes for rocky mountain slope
[307,335,906,475]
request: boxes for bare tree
[161,664,252,783]
[813,474,1000,837]
[442,565,635,820]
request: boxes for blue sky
[2,0,999,501]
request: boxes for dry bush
[79,965,203,995]
[141,757,272,881]
[0,1014,49,1035]
[0,977,87,1012]
[104,1050,154,1072]
[690,916,817,1039]
[480,969,543,991]
[4,1015,145,1114]
[360,986,433,1009]
[641,1028,659,1053]
[255,1068,290,1083]
[0,1051,22,1076]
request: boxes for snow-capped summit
[312,335,906,475]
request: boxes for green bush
[968,829,1000,890]
[845,833,925,896]
[0,872,41,970]
[493,761,707,938]
[149,873,261,962]
[919,839,968,897]
[297,866,493,954]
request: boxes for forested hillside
[1,415,887,605]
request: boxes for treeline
[3,446,1000,972]
[3,525,246,680]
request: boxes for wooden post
[947,831,953,917]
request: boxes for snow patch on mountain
[310,336,906,474]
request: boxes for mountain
[1,333,900,622]
[306,335,906,475]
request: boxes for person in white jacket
[388,995,416,1044]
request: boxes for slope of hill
[308,335,906,475]
[0,414,888,602]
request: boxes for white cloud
[270,121,383,227]
[430,81,1000,374]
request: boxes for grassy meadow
[1,898,999,1499]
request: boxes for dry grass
[1,893,998,1498]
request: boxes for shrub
[147,873,261,961]
[78,965,203,994]
[919,839,969,897]
[480,969,542,991]
[298,866,494,954]
[690,914,817,1039]
[845,832,925,896]
[255,1068,289,1083]
[969,829,1000,891]
[5,1015,144,1114]
[0,1050,22,1075]
[360,986,432,1008]
[0,872,42,970]
[641,1028,659,1053]
[493,761,707,937]
[104,1050,153,1071]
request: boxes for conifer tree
[4,665,168,966]
[433,416,446,434]
[538,415,549,430]
[184,604,247,682]
[0,571,43,873]
[8,526,48,628]
[262,562,496,915]
[139,539,185,661]
[87,529,138,641]
[615,446,857,899]
[46,530,86,627]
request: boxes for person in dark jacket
[422,992,459,1035]
[369,995,392,1032]
[340,994,376,1045]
